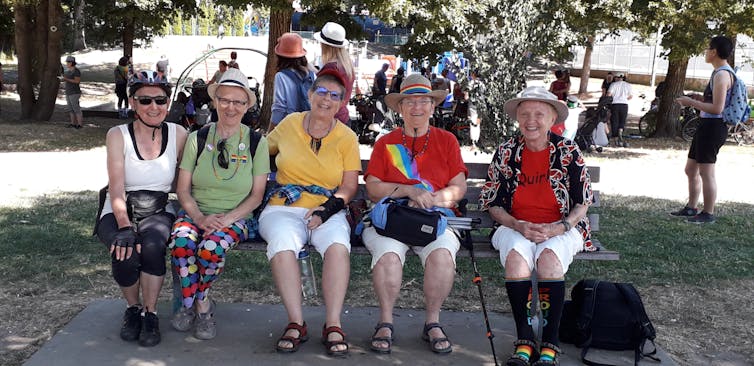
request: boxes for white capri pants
[491,226,583,274]
[361,225,461,269]
[258,205,351,260]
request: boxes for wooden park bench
[236,159,618,261]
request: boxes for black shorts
[115,83,127,99]
[688,118,727,164]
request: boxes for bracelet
[560,219,572,232]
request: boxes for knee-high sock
[505,278,535,341]
[538,279,565,347]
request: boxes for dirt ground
[1,39,754,365]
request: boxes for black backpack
[560,279,660,366]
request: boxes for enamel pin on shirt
[239,142,246,151]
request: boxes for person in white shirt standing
[607,73,633,147]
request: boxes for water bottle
[298,247,318,299]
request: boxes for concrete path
[24,299,675,366]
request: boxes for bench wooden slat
[237,239,619,260]
[464,162,600,183]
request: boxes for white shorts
[361,225,460,269]
[490,226,583,274]
[259,205,351,260]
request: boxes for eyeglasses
[400,98,433,108]
[313,87,343,101]
[216,97,248,107]
[134,96,168,105]
[217,139,229,169]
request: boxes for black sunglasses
[217,139,229,169]
[134,96,169,105]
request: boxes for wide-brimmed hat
[65,56,76,63]
[207,68,256,107]
[313,22,349,48]
[275,33,307,58]
[384,74,448,112]
[503,86,569,122]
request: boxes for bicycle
[728,118,754,146]
[638,103,699,142]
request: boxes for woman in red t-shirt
[479,86,593,366]
[362,74,467,355]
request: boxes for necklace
[211,125,242,181]
[401,127,430,162]
[305,114,334,154]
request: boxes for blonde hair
[321,44,354,81]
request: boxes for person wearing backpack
[270,32,316,131]
[673,36,740,224]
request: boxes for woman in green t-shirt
[169,68,270,340]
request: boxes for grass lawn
[1,190,753,365]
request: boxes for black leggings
[97,212,174,287]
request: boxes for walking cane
[450,217,498,366]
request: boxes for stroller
[575,96,611,153]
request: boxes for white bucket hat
[503,86,569,122]
[313,22,349,48]
[207,68,256,107]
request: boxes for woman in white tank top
[96,70,187,347]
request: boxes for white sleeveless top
[101,123,178,217]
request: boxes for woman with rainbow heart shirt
[361,73,468,355]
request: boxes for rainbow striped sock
[514,344,533,361]
[539,346,557,362]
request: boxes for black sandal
[506,339,538,366]
[275,322,308,353]
[531,342,561,366]
[422,322,452,354]
[322,324,349,357]
[370,322,394,354]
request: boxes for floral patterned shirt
[479,133,596,251]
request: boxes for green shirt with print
[180,123,270,215]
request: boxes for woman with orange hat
[270,32,316,130]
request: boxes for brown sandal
[276,322,308,353]
[422,322,453,354]
[370,322,394,354]
[322,324,349,357]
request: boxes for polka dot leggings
[169,211,248,309]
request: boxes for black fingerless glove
[112,226,136,249]
[312,196,345,223]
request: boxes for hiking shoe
[194,299,216,340]
[120,305,142,341]
[138,312,161,347]
[687,212,716,224]
[670,206,699,217]
[171,306,196,332]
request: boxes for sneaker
[194,299,216,340]
[687,212,716,224]
[138,312,161,347]
[670,206,699,217]
[171,306,196,332]
[120,305,142,341]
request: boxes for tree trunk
[262,8,292,131]
[578,35,594,95]
[35,0,64,121]
[73,0,87,51]
[123,15,135,59]
[14,3,35,119]
[654,57,689,138]
[14,0,63,121]
[728,34,736,68]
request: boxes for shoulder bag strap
[194,124,211,167]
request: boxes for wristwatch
[560,219,572,232]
